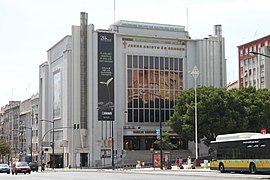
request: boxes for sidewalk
[40,166,270,179]
[130,165,211,172]
[44,165,211,173]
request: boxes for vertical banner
[98,32,114,121]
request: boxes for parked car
[29,162,38,172]
[0,164,10,174]
[11,162,31,175]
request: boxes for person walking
[187,156,191,168]
[175,157,180,168]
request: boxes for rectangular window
[165,57,169,69]
[150,56,154,69]
[150,109,155,122]
[127,55,132,68]
[174,58,179,71]
[139,70,143,88]
[170,58,174,70]
[126,55,183,124]
[179,58,183,71]
[139,109,144,122]
[139,56,143,69]
[144,56,149,69]
[128,70,132,88]
[133,56,138,68]
[128,109,132,122]
[155,57,159,69]
[160,57,164,69]
[134,109,138,122]
[145,109,149,122]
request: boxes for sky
[0,0,269,107]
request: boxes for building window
[261,77,265,83]
[245,48,248,55]
[127,55,183,123]
[252,58,256,64]
[240,60,244,67]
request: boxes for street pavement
[41,165,270,179]
[2,165,270,179]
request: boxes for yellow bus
[210,132,270,174]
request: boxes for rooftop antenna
[253,29,258,38]
[186,7,189,32]
[114,0,116,23]
[83,1,86,12]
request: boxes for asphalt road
[0,170,269,180]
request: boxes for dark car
[0,164,10,174]
[29,162,38,172]
[11,162,31,175]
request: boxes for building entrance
[80,153,88,167]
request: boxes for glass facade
[127,55,183,123]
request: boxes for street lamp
[191,66,199,164]
[40,119,54,169]
[140,90,163,170]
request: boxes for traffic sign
[40,155,44,160]
[156,128,160,136]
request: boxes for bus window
[260,143,266,148]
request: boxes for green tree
[167,86,270,146]
[154,131,177,150]
[0,140,10,162]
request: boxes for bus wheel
[249,163,256,174]
[219,163,225,173]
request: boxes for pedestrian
[136,160,141,169]
[179,157,183,165]
[141,161,145,168]
[187,156,191,168]
[175,157,180,168]
[179,157,184,169]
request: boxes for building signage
[98,32,114,121]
